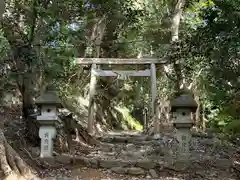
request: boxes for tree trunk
[21,73,40,144]
[145,99,173,135]
[9,42,41,142]
[0,5,37,180]
[22,92,35,120]
[195,94,201,127]
[25,115,40,145]
[202,106,206,132]
[171,0,186,90]
[0,127,38,180]
[145,0,186,135]
[86,14,106,135]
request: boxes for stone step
[97,135,156,144]
[40,153,236,179]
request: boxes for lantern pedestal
[39,126,56,158]
[173,123,193,162]
[37,115,58,158]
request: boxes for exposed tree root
[0,129,38,180]
[58,113,100,154]
[143,96,173,135]
[143,119,174,135]
[142,115,156,135]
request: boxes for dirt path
[42,167,238,180]
[3,117,240,180]
[40,131,239,180]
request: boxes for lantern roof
[35,84,62,107]
[170,89,197,111]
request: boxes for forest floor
[3,117,240,180]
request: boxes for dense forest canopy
[0,0,239,138]
[0,0,240,179]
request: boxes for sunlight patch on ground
[114,106,143,131]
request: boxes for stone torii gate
[76,58,167,134]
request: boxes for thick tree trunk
[171,0,185,42]
[9,42,41,142]
[26,115,40,145]
[21,75,40,144]
[22,93,34,120]
[0,127,38,180]
[0,5,37,179]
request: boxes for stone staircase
[56,132,238,179]
[39,131,239,179]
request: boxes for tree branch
[28,0,39,45]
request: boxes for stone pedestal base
[39,126,56,158]
[175,129,191,162]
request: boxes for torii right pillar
[150,63,157,117]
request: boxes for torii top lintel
[75,58,168,65]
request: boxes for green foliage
[0,0,239,135]
[0,31,11,99]
[178,0,240,141]
[114,106,143,131]
[0,31,10,61]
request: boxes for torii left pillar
[88,64,97,134]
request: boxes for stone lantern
[35,84,62,158]
[170,91,197,162]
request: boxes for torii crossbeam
[75,57,167,134]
